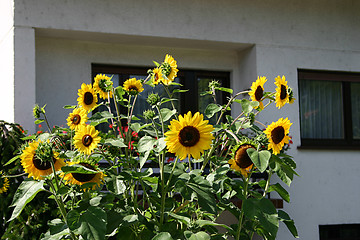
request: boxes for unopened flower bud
[144,109,156,120]
[147,93,160,106]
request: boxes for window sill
[297,145,360,150]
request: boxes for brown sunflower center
[128,85,139,92]
[72,114,81,125]
[179,126,200,147]
[82,135,93,147]
[84,92,94,105]
[280,85,287,100]
[234,144,255,168]
[255,86,263,101]
[271,126,285,144]
[71,163,96,182]
[32,155,56,170]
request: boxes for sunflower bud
[33,104,42,119]
[160,62,171,77]
[147,93,160,106]
[209,80,221,89]
[144,109,156,120]
[35,141,54,163]
[98,78,113,92]
[287,87,295,104]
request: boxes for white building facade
[1,0,360,239]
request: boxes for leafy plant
[6,55,298,239]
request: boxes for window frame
[91,64,231,117]
[298,69,360,149]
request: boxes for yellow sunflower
[123,78,144,95]
[20,140,66,180]
[249,76,267,110]
[165,111,214,160]
[274,75,289,109]
[93,74,113,99]
[73,124,101,155]
[77,83,98,112]
[61,161,104,190]
[0,177,9,194]
[66,107,88,131]
[228,141,257,177]
[152,67,163,85]
[160,54,179,85]
[264,118,292,155]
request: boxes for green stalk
[236,174,251,240]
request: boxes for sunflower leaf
[160,108,176,122]
[104,138,127,148]
[214,87,233,94]
[247,148,271,173]
[152,232,173,240]
[88,111,113,126]
[76,206,107,240]
[61,164,98,174]
[9,180,45,221]
[205,103,222,119]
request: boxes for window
[298,70,360,149]
[319,224,360,240]
[92,64,230,129]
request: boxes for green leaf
[9,180,45,221]
[88,111,113,126]
[107,176,126,195]
[4,155,20,166]
[278,210,299,238]
[104,138,127,148]
[160,108,176,122]
[169,212,191,225]
[139,151,150,169]
[67,209,81,231]
[269,183,290,203]
[63,105,76,109]
[243,198,279,239]
[215,87,233,94]
[204,103,222,119]
[21,135,36,140]
[152,232,173,240]
[194,220,231,231]
[276,165,294,187]
[41,218,70,240]
[35,119,44,124]
[114,86,125,101]
[240,99,253,114]
[247,149,271,173]
[187,231,210,240]
[77,206,107,240]
[61,164,98,174]
[172,89,189,93]
[138,136,157,153]
[188,176,217,214]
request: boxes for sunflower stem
[236,173,251,240]
[42,112,52,133]
[163,84,178,120]
[262,171,272,197]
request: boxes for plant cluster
[4,54,298,240]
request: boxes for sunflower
[123,78,144,95]
[61,161,104,190]
[264,118,292,155]
[20,140,65,180]
[93,74,113,99]
[151,67,163,85]
[77,83,98,112]
[66,107,88,131]
[274,75,289,109]
[73,124,101,155]
[160,54,178,85]
[0,177,9,194]
[249,76,267,110]
[165,111,214,160]
[228,140,258,177]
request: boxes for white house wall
[5,0,360,239]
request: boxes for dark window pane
[299,79,344,139]
[351,82,360,139]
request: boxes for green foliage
[5,56,298,240]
